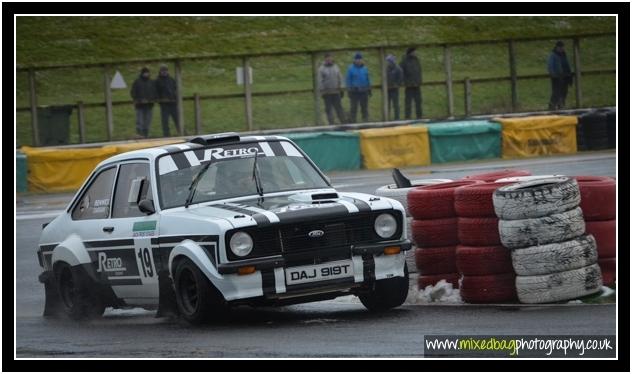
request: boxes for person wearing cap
[130,67,157,138]
[318,53,347,125]
[547,41,573,110]
[399,47,423,119]
[345,52,371,123]
[155,64,179,137]
[386,54,403,120]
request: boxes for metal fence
[16,32,616,146]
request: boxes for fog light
[237,266,256,275]
[384,246,401,255]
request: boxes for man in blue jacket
[346,52,371,123]
[547,41,573,110]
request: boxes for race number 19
[136,247,154,278]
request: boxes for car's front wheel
[174,258,228,324]
[359,262,409,312]
[56,263,105,320]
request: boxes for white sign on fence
[111,70,127,89]
[236,67,253,85]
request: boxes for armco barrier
[358,125,430,169]
[283,132,361,171]
[493,115,578,158]
[423,120,502,163]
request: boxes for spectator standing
[547,41,573,110]
[386,54,403,120]
[130,67,157,138]
[318,53,346,125]
[155,64,179,137]
[345,52,371,123]
[400,47,423,119]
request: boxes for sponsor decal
[201,147,262,161]
[97,252,126,274]
[133,220,156,237]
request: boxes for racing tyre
[375,179,453,217]
[460,273,517,303]
[515,264,603,304]
[574,176,616,221]
[457,217,501,246]
[411,218,459,247]
[499,207,586,249]
[456,245,513,276]
[174,257,228,324]
[55,263,105,320]
[414,246,457,275]
[510,235,598,276]
[454,182,513,217]
[495,175,564,183]
[418,273,460,290]
[462,169,531,182]
[598,258,616,287]
[360,263,409,312]
[585,220,616,258]
[492,177,581,220]
[408,180,481,220]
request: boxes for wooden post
[443,46,454,118]
[103,66,114,141]
[464,78,472,117]
[508,40,518,112]
[311,53,321,126]
[77,101,86,143]
[573,38,583,108]
[379,47,389,121]
[194,93,202,135]
[243,57,253,131]
[175,60,185,136]
[28,69,40,146]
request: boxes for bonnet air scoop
[288,192,340,203]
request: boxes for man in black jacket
[130,67,157,138]
[155,64,179,137]
[386,54,403,120]
[400,47,423,119]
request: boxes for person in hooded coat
[547,41,573,110]
[130,67,157,138]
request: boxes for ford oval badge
[308,230,325,238]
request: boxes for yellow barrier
[495,115,578,159]
[358,125,430,169]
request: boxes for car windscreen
[156,141,329,209]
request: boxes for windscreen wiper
[252,151,264,201]
[184,161,212,208]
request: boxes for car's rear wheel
[174,258,227,324]
[359,263,409,312]
[56,263,105,320]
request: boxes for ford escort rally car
[37,133,411,324]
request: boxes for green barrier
[283,132,361,171]
[421,120,502,163]
[16,151,28,193]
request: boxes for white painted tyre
[492,177,580,220]
[375,179,453,217]
[511,235,598,276]
[516,263,603,304]
[495,175,565,183]
[499,207,586,249]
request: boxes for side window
[71,168,116,220]
[112,163,152,218]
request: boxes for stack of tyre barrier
[493,177,603,304]
[408,180,481,289]
[462,169,531,182]
[577,109,616,151]
[454,182,517,303]
[575,176,617,287]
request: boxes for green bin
[16,151,28,192]
[422,120,502,163]
[283,132,361,171]
[37,105,73,146]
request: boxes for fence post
[464,78,472,117]
[194,93,202,135]
[28,69,40,146]
[379,47,389,121]
[443,45,454,118]
[508,40,518,112]
[311,53,321,126]
[243,57,253,131]
[175,60,185,136]
[573,37,583,108]
[103,66,114,141]
[77,101,86,143]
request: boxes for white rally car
[37,133,410,324]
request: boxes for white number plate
[285,260,354,286]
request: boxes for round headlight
[374,213,397,239]
[229,231,253,257]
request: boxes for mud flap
[39,271,63,317]
[156,270,179,318]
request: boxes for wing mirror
[138,199,155,215]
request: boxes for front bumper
[214,239,411,302]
